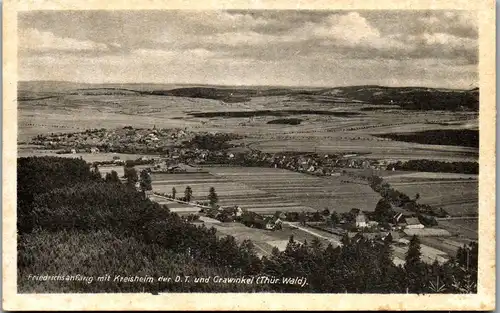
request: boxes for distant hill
[18,81,479,111]
[318,85,479,111]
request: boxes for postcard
[3,0,495,310]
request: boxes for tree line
[386,159,478,175]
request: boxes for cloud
[422,11,478,38]
[420,32,477,48]
[132,48,217,60]
[303,12,381,44]
[17,10,479,88]
[19,28,109,52]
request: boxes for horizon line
[18,79,478,91]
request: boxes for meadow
[437,219,479,240]
[18,82,479,163]
[207,167,380,213]
[150,170,317,213]
[148,167,381,214]
[389,180,478,216]
[204,220,339,257]
[382,172,478,217]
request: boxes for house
[405,217,424,229]
[235,206,243,217]
[90,147,100,154]
[70,149,77,154]
[265,217,283,230]
[355,213,368,228]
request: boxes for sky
[18,10,478,89]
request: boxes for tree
[415,193,420,201]
[123,166,138,187]
[172,187,177,199]
[104,172,112,182]
[208,187,218,207]
[405,235,422,270]
[91,164,101,180]
[405,235,426,292]
[298,211,307,226]
[330,211,340,226]
[374,198,394,223]
[109,170,120,183]
[384,232,393,243]
[456,241,478,273]
[139,170,152,192]
[341,233,350,246]
[184,186,193,202]
[310,237,323,254]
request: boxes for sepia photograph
[3,0,495,311]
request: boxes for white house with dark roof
[355,212,368,228]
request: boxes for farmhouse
[265,217,283,230]
[355,212,368,228]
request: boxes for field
[436,219,479,240]
[18,82,479,163]
[389,180,478,216]
[148,194,201,213]
[419,235,475,256]
[151,167,380,214]
[202,219,340,257]
[18,82,480,245]
[382,172,478,182]
[392,243,449,265]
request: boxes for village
[148,184,451,266]
[32,126,398,172]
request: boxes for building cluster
[34,126,399,175]
[32,126,195,152]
